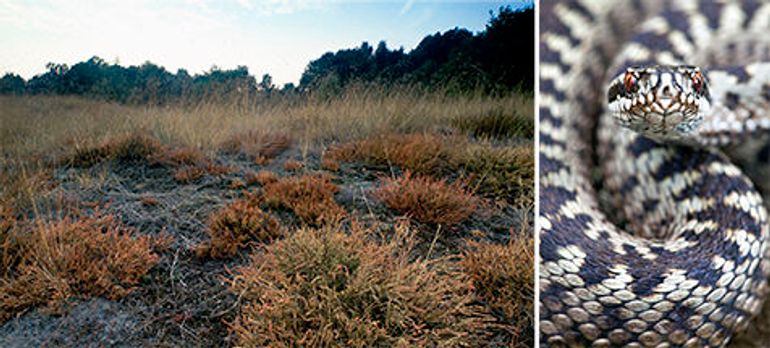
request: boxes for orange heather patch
[0,214,158,321]
[262,174,345,226]
[374,171,478,227]
[195,193,282,259]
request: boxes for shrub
[0,215,159,321]
[374,171,478,227]
[229,224,490,347]
[325,133,450,175]
[262,174,345,226]
[66,132,163,167]
[282,159,304,171]
[245,170,278,186]
[195,194,282,259]
[220,131,291,160]
[461,238,534,347]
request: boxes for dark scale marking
[540,45,572,73]
[632,31,675,53]
[540,154,569,176]
[540,79,567,102]
[539,107,563,127]
[763,84,770,103]
[721,66,750,83]
[540,186,577,216]
[628,136,660,157]
[741,1,762,28]
[725,92,741,110]
[539,132,566,147]
[698,0,725,30]
[664,10,696,43]
[757,143,770,164]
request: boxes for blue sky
[0,0,532,85]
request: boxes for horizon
[0,0,533,86]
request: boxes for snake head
[607,65,711,141]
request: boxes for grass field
[0,88,534,347]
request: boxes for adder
[540,0,770,346]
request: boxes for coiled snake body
[540,1,770,346]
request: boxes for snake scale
[539,0,770,347]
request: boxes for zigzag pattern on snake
[540,1,770,347]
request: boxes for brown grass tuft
[326,133,449,175]
[220,131,291,160]
[282,159,303,171]
[66,132,163,167]
[262,174,345,226]
[374,171,478,227]
[461,238,534,347]
[245,170,278,186]
[0,214,158,321]
[195,193,282,259]
[229,223,491,347]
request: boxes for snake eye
[691,71,704,93]
[623,72,636,93]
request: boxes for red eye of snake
[623,72,636,93]
[692,71,703,93]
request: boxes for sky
[0,0,532,86]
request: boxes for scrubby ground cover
[0,89,533,347]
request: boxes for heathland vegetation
[0,5,533,347]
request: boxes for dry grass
[229,223,491,347]
[461,238,534,347]
[262,174,345,226]
[375,171,479,227]
[452,142,535,206]
[195,193,282,259]
[0,214,158,321]
[220,131,291,160]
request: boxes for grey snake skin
[539,0,770,346]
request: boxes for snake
[539,0,770,346]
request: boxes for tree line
[0,5,532,103]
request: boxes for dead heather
[230,223,492,347]
[195,193,282,259]
[374,171,479,228]
[262,173,346,226]
[0,214,159,322]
